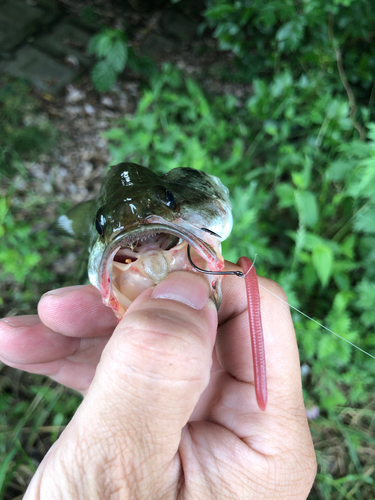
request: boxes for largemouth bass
[58,163,233,318]
[57,162,266,410]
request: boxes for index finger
[38,285,118,337]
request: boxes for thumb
[82,271,217,459]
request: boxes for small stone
[80,161,93,177]
[301,364,310,377]
[66,105,82,115]
[66,85,85,103]
[102,110,115,118]
[97,138,107,149]
[96,120,109,129]
[65,55,80,68]
[100,96,114,108]
[84,103,95,115]
[13,176,27,191]
[58,155,69,165]
[81,149,94,161]
[305,406,320,420]
[57,167,68,178]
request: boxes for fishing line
[259,283,375,361]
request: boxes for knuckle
[120,308,209,360]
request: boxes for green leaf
[294,191,318,227]
[276,183,295,208]
[88,32,113,58]
[91,61,117,92]
[127,49,157,78]
[102,127,125,141]
[276,17,306,52]
[204,4,236,20]
[264,120,278,137]
[353,205,375,234]
[326,159,355,181]
[0,197,8,224]
[347,158,375,199]
[0,448,17,492]
[106,39,128,73]
[186,78,204,104]
[312,244,334,287]
[318,335,336,358]
[356,280,375,326]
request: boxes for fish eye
[95,218,104,236]
[163,189,177,210]
[95,209,106,236]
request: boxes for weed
[0,77,56,177]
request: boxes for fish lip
[98,219,222,301]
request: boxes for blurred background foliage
[1,0,375,498]
[0,77,56,177]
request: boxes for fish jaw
[88,219,225,320]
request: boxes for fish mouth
[113,232,181,264]
[97,219,224,318]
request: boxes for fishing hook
[187,245,245,277]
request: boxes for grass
[0,366,81,499]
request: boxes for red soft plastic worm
[238,257,267,411]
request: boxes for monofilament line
[259,284,375,361]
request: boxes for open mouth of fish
[97,217,225,319]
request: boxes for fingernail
[0,316,40,328]
[0,318,17,327]
[151,272,210,310]
[42,285,87,298]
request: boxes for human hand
[0,265,316,499]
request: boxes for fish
[56,162,267,410]
[56,163,233,316]
[90,162,237,319]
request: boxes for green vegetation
[88,28,157,92]
[0,373,81,498]
[0,77,81,499]
[0,78,71,317]
[1,0,375,497]
[88,29,129,92]
[203,0,375,100]
[0,77,56,177]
